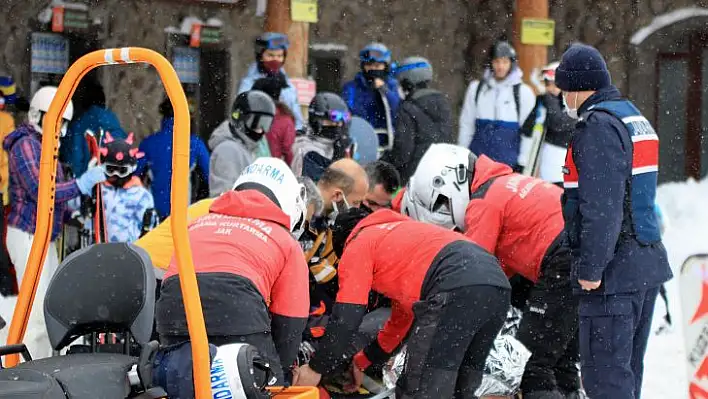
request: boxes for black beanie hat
[331,207,372,258]
[555,43,612,92]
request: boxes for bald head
[318,159,369,215]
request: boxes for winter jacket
[61,105,126,176]
[156,190,308,368]
[290,133,335,179]
[458,68,536,167]
[562,86,672,295]
[266,106,296,165]
[101,177,155,244]
[238,63,304,130]
[520,93,575,183]
[136,118,210,219]
[342,73,401,131]
[308,210,510,375]
[381,89,454,185]
[0,110,15,199]
[465,155,565,282]
[4,124,80,240]
[134,198,214,274]
[208,120,268,197]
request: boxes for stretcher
[0,47,318,399]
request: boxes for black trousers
[397,285,510,399]
[517,238,580,395]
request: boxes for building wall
[0,0,706,140]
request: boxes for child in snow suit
[100,132,156,243]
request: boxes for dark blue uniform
[562,86,672,398]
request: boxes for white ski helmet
[234,157,308,239]
[210,343,275,399]
[28,86,74,137]
[541,61,560,82]
[402,143,476,231]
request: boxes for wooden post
[264,0,309,79]
[512,0,549,91]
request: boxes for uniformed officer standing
[555,43,673,399]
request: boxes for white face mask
[328,193,351,223]
[563,93,579,120]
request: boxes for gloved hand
[76,166,106,196]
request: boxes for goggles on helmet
[311,109,351,124]
[393,61,430,76]
[102,162,136,178]
[360,48,391,64]
[262,34,289,50]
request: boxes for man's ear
[331,189,344,203]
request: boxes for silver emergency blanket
[382,307,530,397]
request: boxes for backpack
[475,81,521,122]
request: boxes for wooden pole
[512,0,549,92]
[264,0,309,79]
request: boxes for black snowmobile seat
[0,243,159,399]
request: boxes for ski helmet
[402,143,477,231]
[541,61,560,82]
[394,56,433,92]
[360,42,392,67]
[28,86,74,137]
[308,92,351,139]
[230,90,277,142]
[210,343,275,399]
[489,41,517,64]
[254,32,289,60]
[233,157,308,239]
[99,132,143,187]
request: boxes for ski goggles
[360,48,391,64]
[261,33,289,50]
[311,109,352,124]
[102,162,136,178]
[239,112,274,133]
[392,61,430,76]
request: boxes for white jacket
[458,68,536,166]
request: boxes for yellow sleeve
[134,198,214,272]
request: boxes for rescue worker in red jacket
[400,143,581,399]
[154,157,309,395]
[293,207,511,398]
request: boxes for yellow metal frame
[3,47,212,399]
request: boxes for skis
[522,104,547,177]
[680,254,708,398]
[84,129,107,244]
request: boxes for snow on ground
[643,177,708,398]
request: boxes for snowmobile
[0,47,318,399]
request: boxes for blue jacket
[561,87,672,295]
[238,63,304,130]
[61,105,126,176]
[342,73,401,131]
[135,118,210,218]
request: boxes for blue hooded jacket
[238,62,304,130]
[135,117,210,219]
[342,73,401,131]
[61,105,126,176]
[562,86,672,295]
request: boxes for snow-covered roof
[310,43,348,52]
[631,7,708,45]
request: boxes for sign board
[291,0,318,23]
[291,78,316,105]
[51,6,89,33]
[521,18,555,46]
[31,33,69,75]
[189,24,222,48]
[173,47,201,84]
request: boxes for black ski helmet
[254,32,289,60]
[99,132,142,186]
[489,41,517,65]
[230,90,277,141]
[308,92,351,137]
